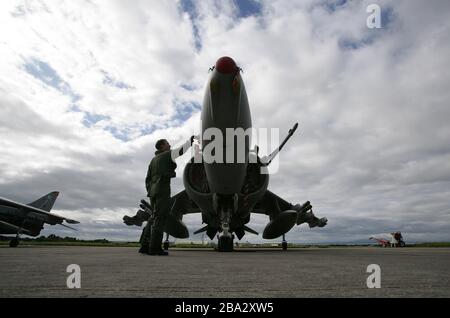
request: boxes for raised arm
[170,135,195,160]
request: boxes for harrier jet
[124,56,327,252]
[0,192,79,247]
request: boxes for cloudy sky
[1,0,449,243]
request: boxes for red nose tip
[215,56,237,74]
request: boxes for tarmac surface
[0,246,449,298]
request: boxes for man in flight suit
[145,136,194,255]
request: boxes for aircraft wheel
[218,236,234,252]
[282,241,288,251]
[9,238,19,248]
[163,241,169,251]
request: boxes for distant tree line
[0,234,110,243]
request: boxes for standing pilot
[144,136,194,255]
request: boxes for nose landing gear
[218,234,234,252]
[218,215,234,252]
[215,193,238,252]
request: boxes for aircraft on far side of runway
[0,192,79,247]
[370,232,406,247]
[370,236,390,247]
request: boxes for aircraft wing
[0,196,79,225]
[0,220,32,235]
[252,190,294,215]
[169,190,201,217]
[167,190,202,238]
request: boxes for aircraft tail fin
[28,191,59,212]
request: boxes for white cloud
[1,0,449,243]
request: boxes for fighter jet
[124,56,327,252]
[0,191,79,247]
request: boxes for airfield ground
[0,246,449,297]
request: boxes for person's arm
[170,136,195,160]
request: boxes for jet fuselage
[183,57,268,239]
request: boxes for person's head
[155,139,171,152]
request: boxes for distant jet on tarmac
[124,56,327,252]
[0,192,79,247]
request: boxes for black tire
[9,238,19,248]
[282,241,288,251]
[218,236,233,252]
[163,241,169,250]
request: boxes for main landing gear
[9,236,20,248]
[163,233,170,251]
[281,234,288,251]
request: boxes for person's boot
[139,223,151,254]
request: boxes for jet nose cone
[215,56,238,74]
